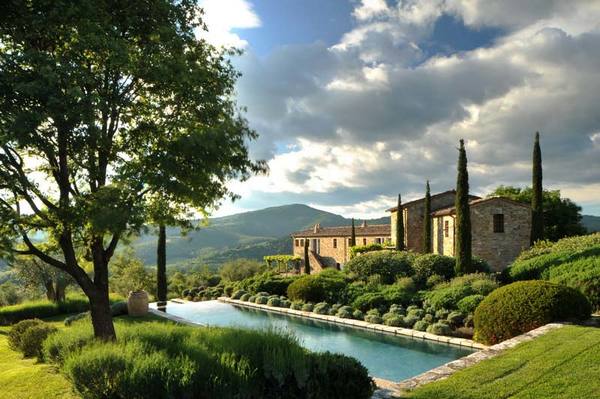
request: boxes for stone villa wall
[433,199,531,271]
[471,200,531,271]
[391,191,456,252]
[292,235,387,269]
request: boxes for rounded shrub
[290,301,304,311]
[280,299,292,308]
[403,315,419,328]
[383,315,404,327]
[446,311,465,327]
[427,322,452,336]
[224,286,234,297]
[8,319,45,352]
[301,302,314,312]
[352,309,364,320]
[352,292,386,312]
[20,323,57,359]
[464,314,474,328]
[344,250,414,284]
[240,293,251,302]
[457,294,485,314]
[287,276,326,303]
[231,290,246,300]
[255,296,268,305]
[381,278,416,306]
[474,281,592,345]
[266,297,281,307]
[336,306,354,319]
[313,302,330,315]
[247,295,257,303]
[413,320,430,331]
[412,254,455,285]
[423,313,434,323]
[306,352,375,399]
[364,309,382,324]
[406,308,425,319]
[328,303,342,316]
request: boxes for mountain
[582,215,600,232]
[128,204,389,269]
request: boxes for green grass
[0,313,168,399]
[405,325,600,399]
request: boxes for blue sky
[198,0,600,218]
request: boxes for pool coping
[218,297,487,350]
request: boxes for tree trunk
[45,280,56,302]
[55,281,66,302]
[88,287,116,340]
[156,224,167,305]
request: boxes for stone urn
[127,290,149,317]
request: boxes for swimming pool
[151,300,474,381]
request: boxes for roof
[291,224,391,238]
[386,190,480,212]
[431,196,531,217]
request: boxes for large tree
[422,181,432,253]
[455,139,472,274]
[0,0,264,339]
[531,132,544,244]
[488,186,586,241]
[395,194,405,250]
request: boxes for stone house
[291,222,391,271]
[290,190,531,273]
[431,197,531,271]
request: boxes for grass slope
[0,314,169,399]
[405,325,600,399]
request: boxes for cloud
[216,0,600,218]
[197,0,260,48]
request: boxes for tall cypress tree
[395,194,405,251]
[422,181,432,253]
[531,132,544,244]
[350,218,356,247]
[455,139,472,275]
[156,224,167,307]
[303,238,310,275]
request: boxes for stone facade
[432,197,531,271]
[291,223,391,270]
[389,190,477,252]
[290,192,531,273]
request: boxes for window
[444,220,449,237]
[300,239,304,247]
[363,238,367,245]
[493,214,505,233]
[375,238,381,244]
[333,238,337,248]
[295,239,299,247]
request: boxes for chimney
[313,223,321,233]
[361,220,367,228]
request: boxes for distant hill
[129,204,388,269]
[583,215,600,232]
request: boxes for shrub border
[218,297,486,350]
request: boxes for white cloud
[197,0,260,48]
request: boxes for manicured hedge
[508,234,600,310]
[287,269,349,303]
[412,254,455,285]
[45,321,375,399]
[474,281,591,345]
[344,250,414,284]
[0,294,123,325]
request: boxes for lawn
[405,325,600,399]
[0,314,168,399]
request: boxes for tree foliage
[422,181,432,253]
[0,0,264,338]
[395,194,405,251]
[531,132,544,244]
[489,185,586,241]
[455,140,472,274]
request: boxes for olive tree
[0,0,264,339]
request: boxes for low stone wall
[218,297,487,350]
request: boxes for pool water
[151,300,473,381]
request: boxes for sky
[198,0,600,218]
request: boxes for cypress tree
[455,139,472,275]
[531,132,544,244]
[350,218,356,247]
[303,238,310,275]
[395,194,405,251]
[422,181,432,253]
[156,224,167,307]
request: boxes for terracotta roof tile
[291,224,391,238]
